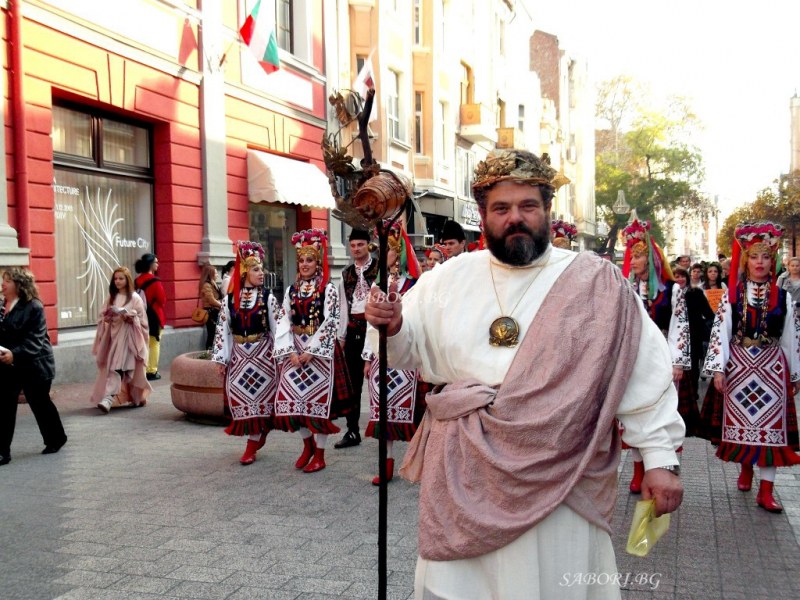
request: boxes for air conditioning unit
[423,234,434,247]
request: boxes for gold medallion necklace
[488,260,543,347]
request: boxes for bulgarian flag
[240,0,280,74]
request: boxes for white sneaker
[97,397,112,413]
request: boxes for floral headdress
[729,221,784,310]
[551,220,577,249]
[232,241,265,306]
[376,221,421,281]
[621,219,673,300]
[471,150,570,208]
[292,228,329,289]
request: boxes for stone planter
[170,351,227,424]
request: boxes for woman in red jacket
[134,253,167,381]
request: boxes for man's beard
[485,222,550,266]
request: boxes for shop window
[52,104,153,329]
[248,204,297,302]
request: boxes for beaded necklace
[289,279,323,328]
[734,279,770,345]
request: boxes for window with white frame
[52,104,153,329]
[387,70,402,141]
[456,147,475,198]
[518,104,525,132]
[414,92,423,154]
[439,101,447,162]
[276,0,293,53]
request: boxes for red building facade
[0,0,336,380]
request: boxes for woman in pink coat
[91,267,152,413]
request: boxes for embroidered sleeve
[667,285,691,368]
[272,289,295,359]
[780,295,800,382]
[337,276,349,342]
[267,292,281,339]
[307,283,338,359]
[703,292,732,374]
[362,315,376,361]
[211,299,232,365]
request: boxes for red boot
[629,460,645,494]
[756,480,783,513]
[240,439,261,465]
[372,458,395,486]
[737,464,753,491]
[303,448,326,473]
[295,437,316,469]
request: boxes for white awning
[461,223,482,232]
[247,149,335,209]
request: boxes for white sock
[248,433,261,442]
[760,466,776,482]
[316,434,328,449]
[299,428,312,440]
[387,440,394,459]
[630,448,642,462]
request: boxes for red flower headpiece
[622,219,651,249]
[728,221,784,309]
[551,220,577,241]
[621,219,673,299]
[291,228,330,289]
[232,240,266,306]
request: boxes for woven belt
[233,333,263,344]
[292,325,316,336]
[742,336,774,348]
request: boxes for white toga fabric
[367,247,684,600]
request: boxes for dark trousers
[205,308,219,351]
[343,320,368,433]
[0,372,65,457]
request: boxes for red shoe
[737,464,753,491]
[629,460,645,494]
[295,437,316,469]
[303,448,326,473]
[256,431,268,451]
[372,458,395,486]
[756,480,783,513]
[240,439,261,465]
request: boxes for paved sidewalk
[2,376,800,599]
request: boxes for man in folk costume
[703,222,800,512]
[621,219,690,493]
[334,229,378,449]
[366,149,684,599]
[551,219,577,250]
[440,219,467,259]
[212,241,281,465]
[362,222,429,485]
[273,229,353,473]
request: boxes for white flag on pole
[353,56,377,122]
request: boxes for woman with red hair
[362,222,429,485]
[621,219,690,493]
[702,222,800,512]
[273,229,352,473]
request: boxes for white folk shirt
[368,246,684,471]
[337,257,373,341]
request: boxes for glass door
[248,204,296,301]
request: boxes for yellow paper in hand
[626,499,670,557]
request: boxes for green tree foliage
[718,174,800,255]
[595,76,709,252]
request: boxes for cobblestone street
[2,376,800,599]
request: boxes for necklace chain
[489,260,543,318]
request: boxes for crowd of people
[1,146,799,598]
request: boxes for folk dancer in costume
[366,149,683,599]
[274,229,353,473]
[211,241,280,465]
[440,219,467,259]
[424,243,449,271]
[334,229,378,450]
[621,219,690,493]
[550,219,577,251]
[91,267,151,413]
[702,222,800,512]
[362,222,430,485]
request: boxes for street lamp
[612,190,630,215]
